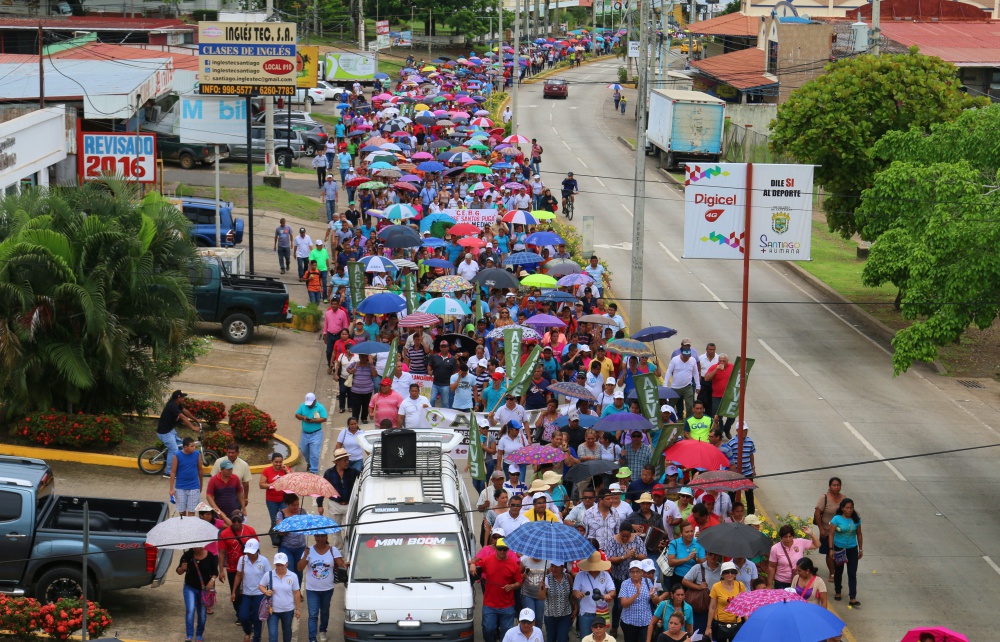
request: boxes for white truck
[343,430,476,642]
[645,89,726,170]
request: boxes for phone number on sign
[199,84,295,96]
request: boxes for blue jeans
[277,247,290,272]
[325,152,334,167]
[349,459,364,474]
[279,545,305,583]
[339,168,348,184]
[238,593,264,642]
[161,429,179,476]
[578,612,597,638]
[522,596,544,627]
[545,614,573,642]
[300,429,324,474]
[430,384,452,408]
[529,158,540,174]
[482,605,515,642]
[319,271,328,299]
[297,256,310,278]
[306,588,334,641]
[325,200,337,222]
[182,584,207,640]
[266,499,284,546]
[267,609,295,642]
[308,290,322,304]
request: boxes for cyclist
[156,390,202,479]
[561,172,579,213]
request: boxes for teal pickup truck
[194,257,290,343]
[0,456,173,602]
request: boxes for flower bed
[228,403,278,443]
[201,428,236,454]
[14,412,125,449]
[0,595,112,640]
[183,398,227,428]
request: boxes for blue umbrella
[627,386,680,402]
[525,231,565,246]
[419,212,458,234]
[361,145,384,153]
[503,252,544,266]
[554,413,599,428]
[732,601,844,642]
[347,129,367,137]
[336,102,352,110]
[422,237,448,248]
[350,341,392,355]
[273,513,342,535]
[374,72,390,79]
[502,521,595,564]
[356,293,407,314]
[593,412,656,433]
[360,255,398,272]
[417,161,446,172]
[421,258,455,269]
[632,326,679,342]
[539,291,578,303]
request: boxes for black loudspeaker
[381,429,417,473]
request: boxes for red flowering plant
[15,412,126,449]
[38,599,113,640]
[0,595,42,638]
[228,403,277,443]
[182,398,227,428]
[201,429,235,454]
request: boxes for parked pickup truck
[0,456,173,603]
[174,196,245,247]
[193,257,290,343]
[154,133,229,170]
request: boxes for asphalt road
[521,58,1000,639]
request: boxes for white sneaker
[319,634,327,642]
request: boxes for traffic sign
[197,22,298,97]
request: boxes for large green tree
[858,105,1000,373]
[0,182,200,419]
[769,50,986,240]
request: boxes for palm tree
[0,180,200,420]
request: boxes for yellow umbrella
[521,274,558,288]
[531,210,557,221]
[421,65,436,72]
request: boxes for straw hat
[577,551,611,572]
[527,479,551,494]
[541,470,563,485]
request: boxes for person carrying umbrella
[297,532,348,642]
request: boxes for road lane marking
[658,241,680,263]
[843,421,907,481]
[984,556,1000,577]
[700,282,729,310]
[562,140,572,150]
[577,157,589,168]
[758,339,800,376]
[620,203,633,218]
[595,177,606,187]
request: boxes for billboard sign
[178,95,248,145]
[78,132,157,184]
[390,30,412,47]
[682,163,814,261]
[441,208,499,228]
[324,53,376,81]
[296,45,319,89]
[198,22,297,96]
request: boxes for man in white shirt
[456,253,480,281]
[502,106,512,124]
[585,360,605,401]
[501,609,542,642]
[493,494,529,536]
[391,363,415,399]
[398,383,431,429]
[292,227,313,279]
[513,187,532,211]
[697,342,719,409]
[665,347,700,420]
[478,470,507,511]
[490,394,527,431]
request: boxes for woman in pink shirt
[767,524,821,589]
[368,377,404,427]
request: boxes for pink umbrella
[725,589,804,617]
[450,111,471,119]
[398,312,441,328]
[375,93,393,100]
[456,96,476,104]
[524,313,565,328]
[900,627,970,642]
[433,109,449,117]
[471,117,494,127]
[412,152,434,160]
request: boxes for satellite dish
[771,0,799,16]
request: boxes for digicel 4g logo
[704,209,724,222]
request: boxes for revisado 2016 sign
[77,132,157,184]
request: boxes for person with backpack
[232,539,271,642]
[259,553,301,642]
[620,95,628,115]
[530,139,544,175]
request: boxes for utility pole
[629,0,651,330]
[359,0,367,52]
[871,0,881,55]
[428,8,432,56]
[263,0,277,178]
[38,23,44,108]
[688,0,695,58]
[512,0,520,135]
[497,0,504,93]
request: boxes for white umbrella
[363,255,398,273]
[146,516,221,550]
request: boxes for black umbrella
[632,326,678,342]
[434,333,476,354]
[626,386,680,401]
[564,460,621,484]
[378,225,420,239]
[546,261,583,276]
[382,234,421,249]
[416,115,436,125]
[472,267,520,289]
[691,522,773,558]
[429,140,452,149]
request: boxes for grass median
[175,184,324,221]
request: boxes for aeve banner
[683,163,814,261]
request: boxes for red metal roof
[879,22,1000,65]
[688,12,759,37]
[0,17,192,31]
[851,0,989,21]
[691,47,773,90]
[51,43,197,70]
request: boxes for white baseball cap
[519,608,536,622]
[613,391,625,399]
[508,463,520,474]
[244,539,260,554]
[606,377,617,385]
[304,392,317,404]
[629,560,644,570]
[609,483,621,492]
[273,552,289,565]
[492,527,506,537]
[579,345,591,352]
[640,558,655,572]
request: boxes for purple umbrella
[593,412,656,433]
[399,174,422,182]
[557,273,594,287]
[524,313,565,328]
[549,382,597,401]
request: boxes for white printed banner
[682,163,813,261]
[442,208,500,228]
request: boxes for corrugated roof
[688,13,759,37]
[691,47,774,90]
[851,0,989,21]
[0,17,191,31]
[880,22,1000,65]
[51,43,197,71]
[0,58,170,102]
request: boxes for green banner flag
[506,345,542,398]
[347,261,366,308]
[652,422,684,465]
[467,411,487,482]
[403,273,419,314]
[503,326,523,374]
[634,373,663,431]
[474,287,483,323]
[716,357,755,418]
[382,338,398,379]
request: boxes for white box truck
[343,430,476,642]
[645,89,726,170]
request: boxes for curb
[617,135,635,151]
[2,432,301,473]
[0,632,150,642]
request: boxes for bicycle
[562,194,575,220]
[137,425,219,475]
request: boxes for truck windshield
[352,533,466,583]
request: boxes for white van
[343,430,476,641]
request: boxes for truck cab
[343,430,475,641]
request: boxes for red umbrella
[688,470,755,492]
[398,312,440,328]
[663,440,730,470]
[447,223,481,237]
[346,176,371,187]
[393,181,418,193]
[458,237,486,248]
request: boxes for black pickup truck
[193,257,290,343]
[0,456,173,602]
[155,133,229,170]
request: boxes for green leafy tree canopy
[769,50,986,240]
[0,182,201,419]
[858,105,1000,373]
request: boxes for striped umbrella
[397,312,440,327]
[548,382,597,401]
[383,203,419,220]
[503,134,530,144]
[360,255,398,273]
[502,210,538,225]
[606,338,655,357]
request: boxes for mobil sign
[682,163,746,259]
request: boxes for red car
[543,78,569,99]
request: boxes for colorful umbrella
[900,627,970,642]
[503,134,530,144]
[548,382,597,401]
[271,472,338,498]
[397,312,440,328]
[485,324,542,340]
[606,338,655,358]
[730,601,843,642]
[417,297,472,316]
[662,440,731,470]
[607,83,624,90]
[273,513,342,536]
[505,444,566,465]
[521,274,558,289]
[145,516,222,550]
[502,210,538,225]
[502,521,596,564]
[724,590,805,618]
[383,203,419,220]
[557,273,594,287]
[358,180,387,190]
[360,255,398,273]
[688,470,756,492]
[427,275,474,293]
